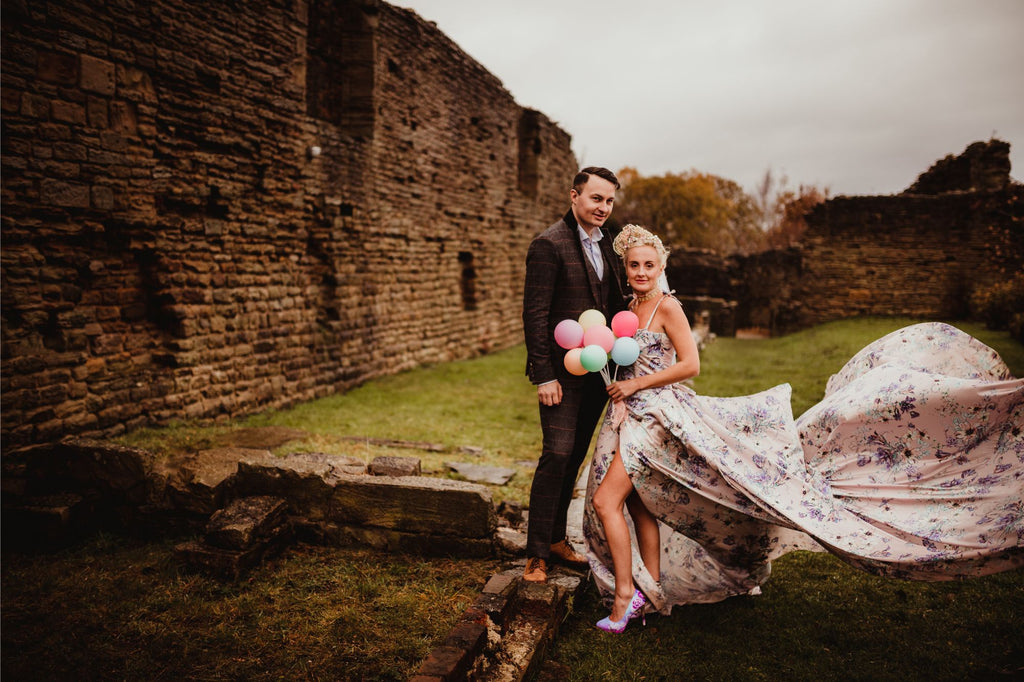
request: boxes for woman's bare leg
[626,491,660,582]
[591,449,638,621]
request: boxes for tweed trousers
[526,370,608,558]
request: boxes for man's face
[570,176,616,232]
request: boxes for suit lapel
[564,211,603,305]
[597,230,623,299]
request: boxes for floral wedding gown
[582,316,1024,614]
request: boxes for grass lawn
[3,317,1022,680]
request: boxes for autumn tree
[764,183,830,250]
[613,168,764,254]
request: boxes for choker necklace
[633,289,660,303]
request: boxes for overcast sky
[398,0,1024,197]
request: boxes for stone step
[411,563,587,682]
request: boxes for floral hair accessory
[612,224,669,265]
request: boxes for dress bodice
[619,294,678,380]
[624,328,676,379]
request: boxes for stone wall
[785,188,1022,332]
[669,142,1023,336]
[1,0,578,452]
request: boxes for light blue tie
[584,237,604,280]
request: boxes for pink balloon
[563,347,588,376]
[553,319,584,349]
[611,310,640,338]
[582,324,616,353]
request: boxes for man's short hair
[573,166,620,193]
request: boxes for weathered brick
[79,54,116,95]
[51,99,86,125]
[39,178,90,207]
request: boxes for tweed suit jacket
[523,210,628,386]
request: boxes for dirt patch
[214,426,309,450]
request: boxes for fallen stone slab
[330,474,497,538]
[369,455,421,477]
[204,495,289,551]
[167,447,277,516]
[495,527,527,555]
[174,520,292,579]
[1,492,93,547]
[446,462,516,485]
[232,451,361,520]
[52,437,159,502]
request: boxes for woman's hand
[607,378,640,403]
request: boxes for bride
[584,224,1024,633]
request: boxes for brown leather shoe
[523,557,548,582]
[550,539,588,568]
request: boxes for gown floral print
[582,315,1024,614]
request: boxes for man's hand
[538,381,563,406]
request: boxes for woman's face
[625,245,664,294]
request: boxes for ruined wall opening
[458,251,477,311]
[517,109,542,198]
[307,0,378,137]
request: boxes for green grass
[4,317,1023,680]
[693,317,1024,415]
[2,535,500,681]
[119,344,543,506]
[555,552,1024,681]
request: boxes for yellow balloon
[578,309,606,331]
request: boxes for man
[521,166,628,582]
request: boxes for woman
[585,224,1024,633]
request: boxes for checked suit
[522,209,628,560]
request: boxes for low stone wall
[2,438,498,558]
[666,186,1023,337]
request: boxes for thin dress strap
[642,294,671,329]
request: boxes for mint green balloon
[579,344,608,372]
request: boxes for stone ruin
[1,0,576,454]
[2,436,507,562]
[667,139,1023,337]
[4,0,1021,460]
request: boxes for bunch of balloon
[553,309,642,385]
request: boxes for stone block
[165,447,273,516]
[204,495,288,551]
[369,455,420,476]
[37,51,78,85]
[51,100,86,125]
[79,54,115,95]
[329,474,495,538]
[1,492,93,546]
[495,527,526,555]
[174,520,291,578]
[446,461,515,485]
[233,451,358,518]
[53,437,157,502]
[40,178,90,208]
[413,619,490,681]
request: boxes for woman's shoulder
[658,294,686,316]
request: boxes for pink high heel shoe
[595,589,647,633]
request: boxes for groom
[521,166,628,582]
